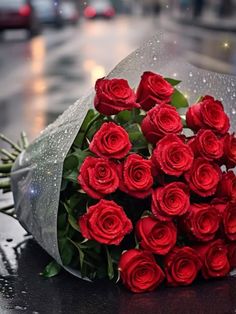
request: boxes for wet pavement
[0,15,236,142]
[1,14,236,314]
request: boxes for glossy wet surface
[1,212,236,314]
[0,16,236,142]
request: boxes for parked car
[0,0,41,37]
[61,1,79,25]
[83,0,115,19]
[31,0,63,28]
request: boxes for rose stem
[0,163,13,173]
[0,133,22,153]
[0,178,11,189]
[0,149,16,161]
[20,131,29,149]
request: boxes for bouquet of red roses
[58,71,236,293]
[1,35,236,294]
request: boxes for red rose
[212,199,236,241]
[223,133,236,169]
[216,171,236,202]
[94,78,140,115]
[152,134,194,177]
[151,182,190,221]
[211,199,228,214]
[136,72,174,111]
[118,154,153,199]
[78,199,132,245]
[119,249,165,293]
[181,204,220,242]
[136,216,177,255]
[164,247,202,286]
[188,129,223,161]
[220,202,236,241]
[195,240,230,279]
[185,158,222,197]
[228,242,236,270]
[78,156,119,199]
[186,95,230,135]
[89,122,131,159]
[141,104,183,144]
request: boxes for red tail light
[19,4,31,16]
[105,8,115,17]
[84,6,96,18]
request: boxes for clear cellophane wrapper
[11,33,236,276]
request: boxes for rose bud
[89,122,131,159]
[151,182,190,221]
[119,249,165,293]
[195,239,230,279]
[94,78,140,115]
[118,154,153,199]
[136,216,177,255]
[181,204,220,242]
[223,133,236,169]
[216,171,236,202]
[136,71,174,111]
[186,95,230,135]
[184,158,222,197]
[218,202,236,241]
[227,242,236,270]
[152,134,194,177]
[78,199,132,245]
[188,129,223,161]
[141,104,183,144]
[78,156,119,199]
[164,247,202,286]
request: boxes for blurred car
[0,0,40,37]
[31,0,63,28]
[61,1,79,25]
[83,0,115,19]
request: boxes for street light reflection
[83,59,105,85]
[91,65,105,84]
[24,36,47,138]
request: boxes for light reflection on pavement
[0,15,235,142]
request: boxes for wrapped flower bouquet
[1,35,236,293]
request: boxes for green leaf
[73,110,96,148]
[105,246,114,280]
[68,214,81,232]
[126,124,148,149]
[63,149,91,183]
[68,193,82,209]
[165,77,181,86]
[58,212,67,230]
[60,179,68,192]
[41,260,62,278]
[64,202,73,216]
[171,88,189,109]
[68,239,85,270]
[64,155,79,171]
[58,238,74,266]
[63,169,78,184]
[115,110,132,124]
[75,149,91,169]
